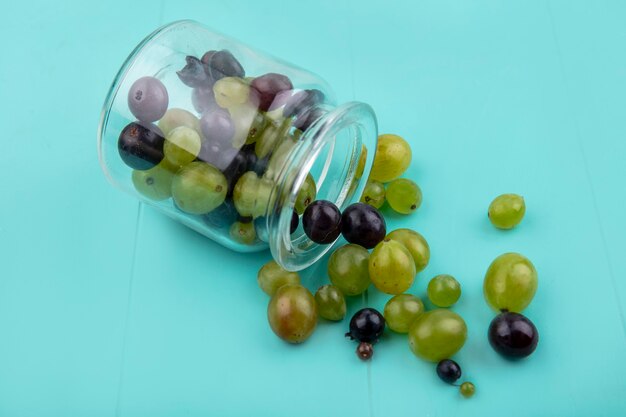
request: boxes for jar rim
[268,101,378,271]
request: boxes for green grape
[254,176,275,218]
[268,284,318,344]
[264,136,296,180]
[488,193,526,229]
[228,102,258,148]
[386,178,422,214]
[171,161,227,214]
[158,108,200,137]
[295,174,317,214]
[314,285,346,321]
[291,128,303,141]
[233,171,275,218]
[213,77,250,109]
[255,118,291,158]
[427,274,461,307]
[408,309,467,362]
[483,253,537,313]
[245,111,269,145]
[131,162,174,201]
[233,171,258,217]
[257,260,301,296]
[385,229,430,272]
[328,244,371,296]
[164,126,202,166]
[370,134,411,182]
[355,145,367,179]
[460,382,475,398]
[360,179,385,209]
[384,294,425,333]
[369,239,416,294]
[229,221,256,245]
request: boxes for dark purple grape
[118,122,165,170]
[436,359,462,384]
[293,107,324,131]
[302,200,342,244]
[222,150,248,197]
[200,108,235,145]
[202,199,238,229]
[341,203,386,249]
[346,308,385,344]
[488,312,539,359]
[177,55,211,88]
[251,73,293,111]
[283,89,324,118]
[267,89,297,112]
[192,87,218,114]
[290,210,299,234]
[240,144,258,172]
[238,144,261,177]
[251,155,269,176]
[206,50,245,81]
[201,50,217,68]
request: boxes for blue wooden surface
[1,1,625,416]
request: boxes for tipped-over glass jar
[98,20,377,271]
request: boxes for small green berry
[488,193,525,229]
[314,285,347,321]
[460,381,475,398]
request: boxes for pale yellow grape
[158,108,200,136]
[213,77,250,109]
[369,134,412,182]
[228,102,258,148]
[164,126,202,166]
[369,239,416,294]
[385,229,430,272]
[483,253,537,313]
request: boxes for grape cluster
[118,50,327,247]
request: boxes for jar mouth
[268,102,378,271]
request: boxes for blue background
[1,0,625,416]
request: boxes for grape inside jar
[98,20,378,271]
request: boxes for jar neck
[267,101,378,271]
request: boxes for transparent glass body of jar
[98,20,377,271]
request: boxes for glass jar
[97,20,377,271]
